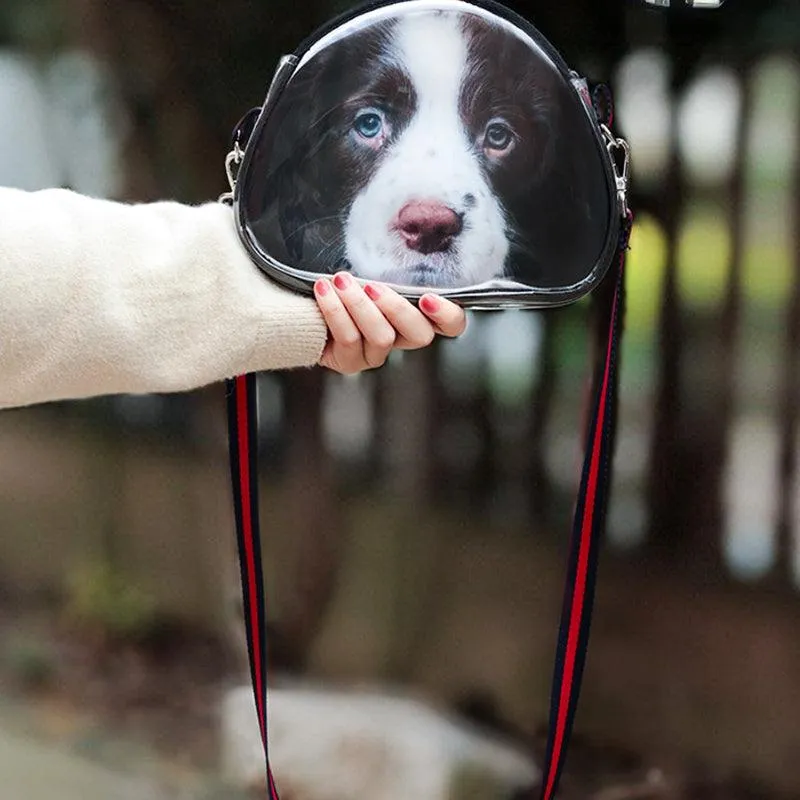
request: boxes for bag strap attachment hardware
[602,124,632,217]
[219,142,244,206]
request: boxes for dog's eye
[354,110,384,139]
[484,121,514,153]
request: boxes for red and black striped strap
[225,372,281,800]
[538,211,632,800]
[225,213,632,800]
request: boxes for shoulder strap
[225,212,633,799]
[225,371,281,799]
[538,211,632,799]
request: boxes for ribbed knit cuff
[250,294,328,371]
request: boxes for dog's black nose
[395,200,463,254]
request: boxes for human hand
[314,272,467,375]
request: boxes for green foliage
[65,560,159,644]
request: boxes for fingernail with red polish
[420,295,440,315]
[364,283,381,301]
[333,272,351,291]
[315,279,329,297]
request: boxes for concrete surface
[0,725,170,800]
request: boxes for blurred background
[1,0,800,798]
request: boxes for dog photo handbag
[220,0,633,797]
[220,0,630,308]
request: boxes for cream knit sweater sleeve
[0,187,328,408]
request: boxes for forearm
[0,188,327,408]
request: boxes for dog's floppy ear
[525,92,613,287]
[520,58,562,187]
[252,57,334,264]
[278,194,309,263]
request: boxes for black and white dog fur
[250,8,604,289]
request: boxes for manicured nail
[314,278,330,297]
[333,272,351,291]
[420,295,440,315]
[364,283,381,301]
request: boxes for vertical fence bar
[713,61,754,571]
[774,59,800,586]
[645,81,687,557]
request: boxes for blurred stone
[221,683,538,800]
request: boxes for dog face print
[243,6,612,291]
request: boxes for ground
[0,597,793,800]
